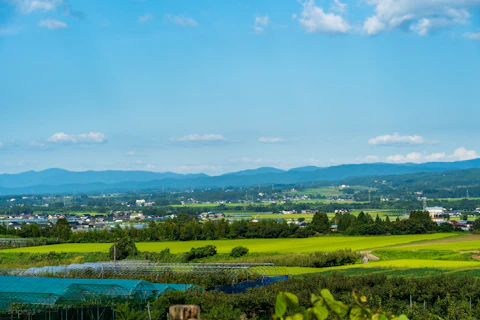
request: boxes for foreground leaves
[273,289,409,320]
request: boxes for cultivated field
[384,234,480,251]
[1,233,457,254]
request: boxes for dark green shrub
[230,246,249,257]
[185,245,217,261]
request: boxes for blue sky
[1,0,480,175]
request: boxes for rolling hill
[1,158,480,195]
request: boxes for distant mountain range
[2,158,480,195]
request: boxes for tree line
[0,210,470,242]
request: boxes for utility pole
[113,245,117,271]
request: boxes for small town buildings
[425,206,446,218]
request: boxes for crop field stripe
[384,234,480,251]
[0,233,457,254]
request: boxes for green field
[275,260,480,276]
[388,241,480,251]
[223,210,407,222]
[1,233,457,254]
[287,187,343,197]
[322,259,480,271]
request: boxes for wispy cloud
[361,155,381,163]
[164,13,198,27]
[126,151,136,156]
[138,13,153,24]
[253,15,269,33]
[0,142,4,149]
[7,0,85,18]
[297,0,350,34]
[363,0,479,36]
[385,147,479,163]
[368,133,425,146]
[46,132,107,144]
[463,32,480,40]
[258,137,285,143]
[9,0,56,14]
[332,0,347,13]
[39,18,67,29]
[172,134,227,142]
[359,148,479,164]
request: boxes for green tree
[53,217,72,241]
[310,212,330,233]
[472,218,480,231]
[109,237,138,260]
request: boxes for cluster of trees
[331,210,452,235]
[0,209,471,243]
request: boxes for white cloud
[0,142,4,148]
[138,13,153,24]
[363,16,386,35]
[145,164,156,170]
[28,140,45,148]
[332,0,347,13]
[253,15,269,33]
[6,0,84,18]
[126,151,136,156]
[363,155,381,163]
[258,137,285,143]
[164,13,198,27]
[39,18,67,29]
[7,0,56,14]
[364,0,479,36]
[46,132,107,144]
[463,31,480,39]
[171,134,227,142]
[298,0,351,33]
[369,133,425,146]
[385,147,479,163]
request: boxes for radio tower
[423,197,427,211]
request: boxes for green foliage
[310,212,330,233]
[230,246,249,257]
[274,289,408,320]
[225,250,360,268]
[201,303,243,320]
[184,245,217,261]
[113,303,147,320]
[109,237,138,260]
[472,218,480,231]
[52,217,72,241]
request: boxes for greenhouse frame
[0,276,196,320]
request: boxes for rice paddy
[1,233,457,254]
